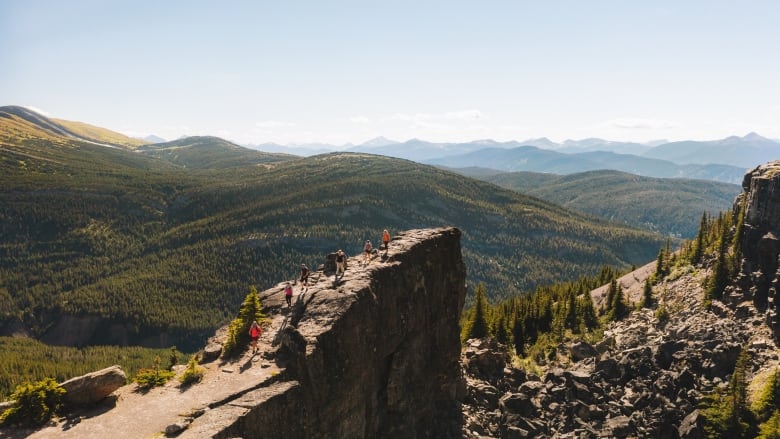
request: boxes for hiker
[248,320,262,354]
[335,249,347,278]
[382,229,391,254]
[284,281,293,307]
[363,240,372,265]
[299,263,310,286]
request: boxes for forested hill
[458,169,741,238]
[136,136,295,169]
[0,112,664,350]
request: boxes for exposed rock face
[182,227,467,438]
[739,161,780,330]
[59,365,127,408]
[461,266,780,438]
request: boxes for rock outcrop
[738,161,780,329]
[459,161,780,438]
[59,365,127,409]
[181,227,467,438]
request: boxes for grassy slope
[52,118,149,149]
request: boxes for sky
[2,0,780,146]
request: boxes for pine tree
[706,234,730,302]
[564,290,579,332]
[641,279,654,308]
[222,286,266,358]
[464,284,490,340]
[494,314,508,345]
[577,290,599,330]
[754,368,780,422]
[607,281,628,322]
[512,314,525,356]
[691,211,707,265]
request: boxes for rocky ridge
[460,161,780,438]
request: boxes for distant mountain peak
[141,134,166,143]
[360,136,398,147]
[743,132,769,141]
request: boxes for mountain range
[0,105,664,351]
[244,133,779,184]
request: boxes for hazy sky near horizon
[2,1,779,146]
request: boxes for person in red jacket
[248,320,262,354]
[284,282,293,307]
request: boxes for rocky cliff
[182,227,467,438]
[460,161,780,438]
[737,161,780,327]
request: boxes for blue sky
[2,1,779,145]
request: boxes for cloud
[605,117,675,130]
[24,106,50,116]
[350,116,370,124]
[255,120,295,128]
[387,109,485,123]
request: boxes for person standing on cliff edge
[335,249,347,280]
[382,229,391,256]
[363,240,372,266]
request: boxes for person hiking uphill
[363,240,372,266]
[248,320,262,354]
[284,281,293,307]
[335,249,347,279]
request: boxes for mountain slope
[52,118,148,149]
[137,136,295,169]
[426,146,747,183]
[0,122,665,350]
[464,169,741,237]
[0,105,147,149]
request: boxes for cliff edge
[182,227,467,438]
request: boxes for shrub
[179,356,205,386]
[0,378,65,427]
[133,357,174,390]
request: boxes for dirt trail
[3,314,287,439]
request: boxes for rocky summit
[184,227,468,438]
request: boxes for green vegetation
[470,169,740,238]
[700,347,757,438]
[1,108,666,401]
[461,284,490,341]
[0,337,183,400]
[0,378,65,427]
[178,355,205,386]
[222,287,266,358]
[136,136,294,169]
[133,356,175,390]
[460,265,625,364]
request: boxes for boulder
[570,341,598,362]
[201,342,222,363]
[60,365,126,408]
[678,410,703,439]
